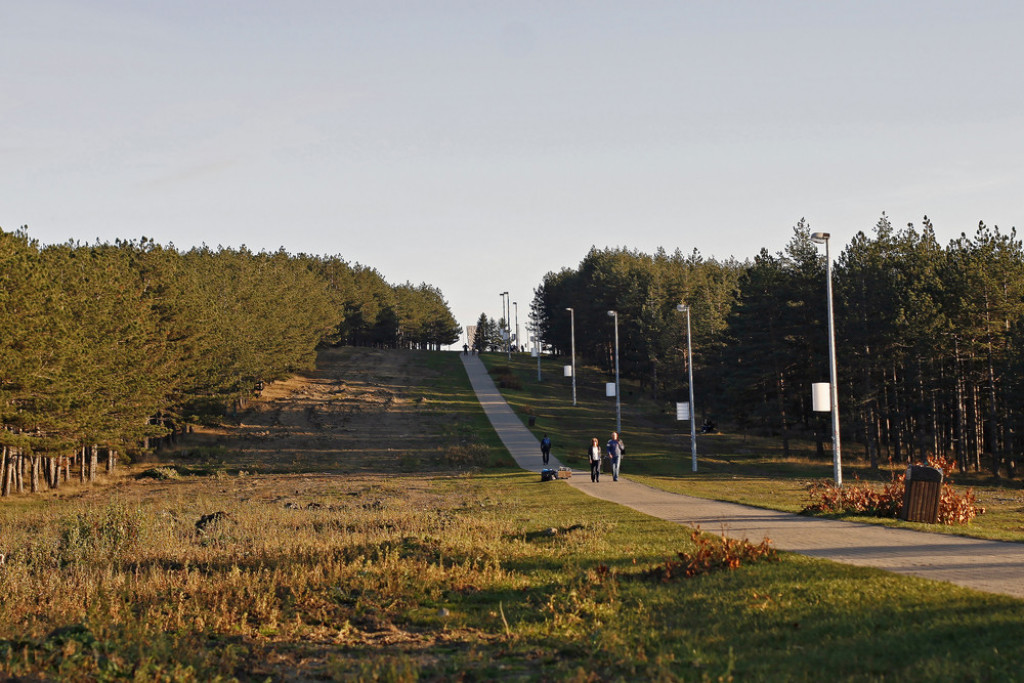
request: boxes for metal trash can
[899,465,943,523]
[528,416,536,427]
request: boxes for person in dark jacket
[540,434,552,465]
[606,431,625,481]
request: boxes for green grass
[1,348,1022,680]
[2,471,1022,680]
[479,351,1024,543]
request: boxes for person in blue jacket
[540,434,552,465]
[606,431,625,481]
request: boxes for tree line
[0,228,460,496]
[531,216,1024,478]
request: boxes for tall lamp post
[531,325,541,381]
[677,304,697,472]
[566,307,577,406]
[513,301,519,354]
[608,310,621,435]
[810,231,842,487]
[499,291,510,359]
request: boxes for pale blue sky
[4,1,1024,345]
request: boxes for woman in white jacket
[588,437,603,482]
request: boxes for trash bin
[899,464,943,523]
[528,416,536,427]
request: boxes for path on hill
[461,354,1024,600]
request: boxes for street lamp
[608,310,621,434]
[566,307,577,406]
[513,301,519,354]
[499,292,510,359]
[810,231,842,486]
[676,304,697,472]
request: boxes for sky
[4,1,1024,347]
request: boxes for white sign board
[676,402,690,421]
[564,365,573,377]
[812,382,831,412]
[606,382,616,397]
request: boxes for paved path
[462,354,1024,600]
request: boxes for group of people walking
[541,432,625,483]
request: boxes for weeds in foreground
[644,528,778,581]
[803,455,985,524]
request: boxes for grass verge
[479,352,1024,543]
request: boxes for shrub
[497,373,521,390]
[802,455,985,525]
[137,467,180,480]
[58,500,146,565]
[488,364,522,389]
[644,528,777,581]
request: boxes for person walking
[540,434,552,466]
[606,431,625,481]
[588,438,603,482]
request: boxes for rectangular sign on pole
[606,382,616,397]
[676,402,690,421]
[812,382,831,411]
[564,365,572,377]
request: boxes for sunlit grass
[481,352,1024,542]
[2,349,1023,680]
[2,470,1023,680]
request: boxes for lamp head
[676,304,688,312]
[810,232,830,244]
[565,307,573,312]
[607,310,616,318]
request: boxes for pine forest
[531,215,1024,478]
[0,228,461,497]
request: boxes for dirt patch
[160,347,473,475]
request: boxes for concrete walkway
[462,354,1024,600]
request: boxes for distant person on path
[540,434,552,465]
[463,344,469,356]
[588,438,603,482]
[606,431,625,481]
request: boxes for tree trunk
[987,348,1001,477]
[0,446,9,497]
[15,450,24,493]
[969,381,982,471]
[890,362,904,463]
[775,372,791,458]
[88,445,97,483]
[954,339,967,472]
[863,406,878,469]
